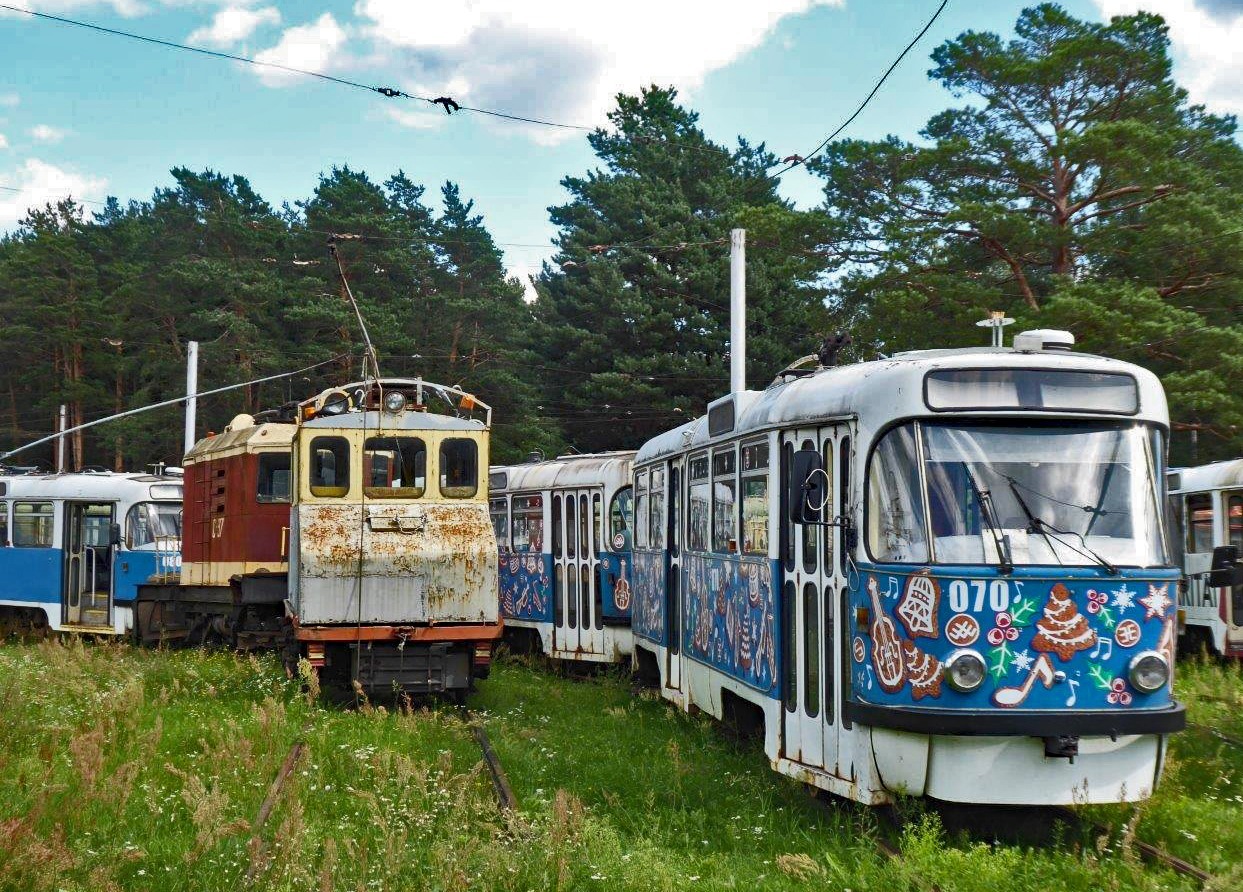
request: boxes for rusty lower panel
[294,501,498,625]
[294,622,503,642]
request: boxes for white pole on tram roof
[184,340,199,456]
[730,228,746,394]
[56,404,67,473]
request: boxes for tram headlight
[1128,651,1169,694]
[383,391,406,414]
[943,649,987,694]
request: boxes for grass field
[0,638,1237,891]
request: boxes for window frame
[308,436,352,498]
[12,500,54,548]
[711,444,738,554]
[687,452,710,553]
[1186,493,1215,554]
[439,437,479,499]
[363,436,427,499]
[635,470,650,549]
[256,451,293,504]
[740,439,770,557]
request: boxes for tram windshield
[867,421,1166,568]
[125,501,183,549]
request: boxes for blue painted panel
[598,551,633,620]
[848,564,1182,712]
[0,548,61,605]
[632,548,665,644]
[114,551,163,604]
[499,550,554,623]
[682,553,779,697]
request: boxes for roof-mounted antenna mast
[329,238,382,381]
[976,311,1015,348]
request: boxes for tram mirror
[1207,544,1243,588]
[789,447,826,525]
[109,522,122,547]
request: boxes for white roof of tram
[635,346,1168,465]
[0,470,184,501]
[491,451,636,493]
[1168,460,1243,494]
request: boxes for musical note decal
[1065,677,1079,707]
[1089,637,1113,660]
[992,653,1056,708]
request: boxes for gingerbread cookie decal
[901,640,942,700]
[1031,583,1097,662]
[896,569,940,639]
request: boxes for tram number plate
[947,579,1010,613]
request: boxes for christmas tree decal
[901,640,943,700]
[1031,583,1097,662]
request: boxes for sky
[3,0,1243,291]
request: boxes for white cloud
[0,94,18,108]
[1094,1,1243,118]
[10,0,147,17]
[0,134,8,149]
[252,12,348,86]
[29,124,68,143]
[0,158,107,232]
[349,0,843,141]
[506,264,539,303]
[188,5,280,47]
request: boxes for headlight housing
[383,390,406,414]
[943,649,987,693]
[1128,651,1170,694]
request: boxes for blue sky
[2,0,1239,286]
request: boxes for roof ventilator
[1012,329,1075,353]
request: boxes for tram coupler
[1043,735,1079,762]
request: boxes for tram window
[125,502,183,548]
[804,582,820,718]
[635,471,649,549]
[552,495,563,558]
[866,425,929,563]
[781,442,794,571]
[688,455,710,552]
[567,564,578,628]
[581,564,591,630]
[1186,494,1214,553]
[554,564,564,626]
[593,493,603,552]
[12,501,53,547]
[822,441,835,569]
[650,468,666,550]
[801,440,818,572]
[256,452,292,503]
[712,447,737,553]
[439,439,478,498]
[364,437,426,498]
[0,503,7,547]
[490,498,509,548]
[309,437,351,497]
[511,495,543,552]
[609,486,632,551]
[823,584,834,725]
[1229,493,1243,550]
[566,496,577,558]
[782,580,797,713]
[839,438,851,576]
[579,494,590,556]
[742,441,769,556]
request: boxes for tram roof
[0,470,183,500]
[1168,460,1243,493]
[635,347,1168,465]
[491,451,636,493]
[302,411,487,433]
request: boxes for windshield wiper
[1004,476,1118,575]
[962,463,1013,574]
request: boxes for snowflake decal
[1140,584,1172,621]
[1011,649,1034,674]
[1112,584,1135,611]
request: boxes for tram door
[664,461,683,691]
[780,426,850,777]
[553,489,605,657]
[1223,491,1243,649]
[63,502,115,627]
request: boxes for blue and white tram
[0,470,182,635]
[489,452,635,662]
[631,330,1183,805]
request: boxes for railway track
[461,706,519,813]
[1049,806,1213,888]
[1188,719,1243,750]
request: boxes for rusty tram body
[137,377,499,698]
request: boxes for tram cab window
[741,441,769,555]
[440,439,478,498]
[126,502,183,548]
[12,502,53,547]
[866,425,929,563]
[0,503,6,546]
[609,485,632,551]
[490,498,509,548]
[688,455,710,552]
[364,436,426,498]
[649,468,666,550]
[1187,494,1214,553]
[635,471,649,548]
[256,452,292,503]
[511,495,543,552]
[309,437,351,498]
[1228,492,1243,550]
